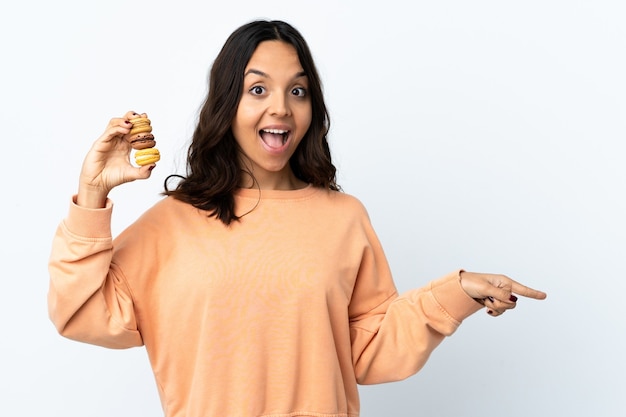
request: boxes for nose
[268,92,291,117]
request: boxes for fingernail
[509,295,518,302]
[487,296,495,302]
[487,310,494,315]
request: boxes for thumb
[133,164,157,180]
[491,285,514,303]
[118,164,156,184]
[482,273,515,302]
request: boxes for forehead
[245,40,303,72]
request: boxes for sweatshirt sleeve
[348,219,482,385]
[47,196,143,349]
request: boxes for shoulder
[121,196,206,238]
[141,195,189,217]
[141,195,205,221]
[313,188,372,224]
[321,188,368,210]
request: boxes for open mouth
[260,129,290,149]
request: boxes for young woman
[48,19,546,417]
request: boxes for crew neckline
[234,183,317,200]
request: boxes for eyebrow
[244,68,307,80]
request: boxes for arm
[350,269,480,384]
[349,218,547,384]
[47,111,158,348]
[48,197,143,348]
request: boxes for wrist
[76,185,109,208]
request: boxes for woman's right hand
[77,111,156,208]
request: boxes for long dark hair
[164,20,339,225]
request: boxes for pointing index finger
[511,281,547,300]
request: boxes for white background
[1,0,624,416]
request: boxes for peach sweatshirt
[48,185,481,417]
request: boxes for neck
[239,169,308,191]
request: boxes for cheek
[298,104,313,135]
[232,107,257,138]
[234,98,262,124]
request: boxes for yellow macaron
[134,147,160,166]
[129,117,152,135]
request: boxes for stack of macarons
[128,116,160,166]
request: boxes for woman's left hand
[459,271,547,316]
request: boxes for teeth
[262,129,288,134]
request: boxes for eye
[291,87,307,97]
[249,85,265,95]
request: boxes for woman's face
[232,40,312,190]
